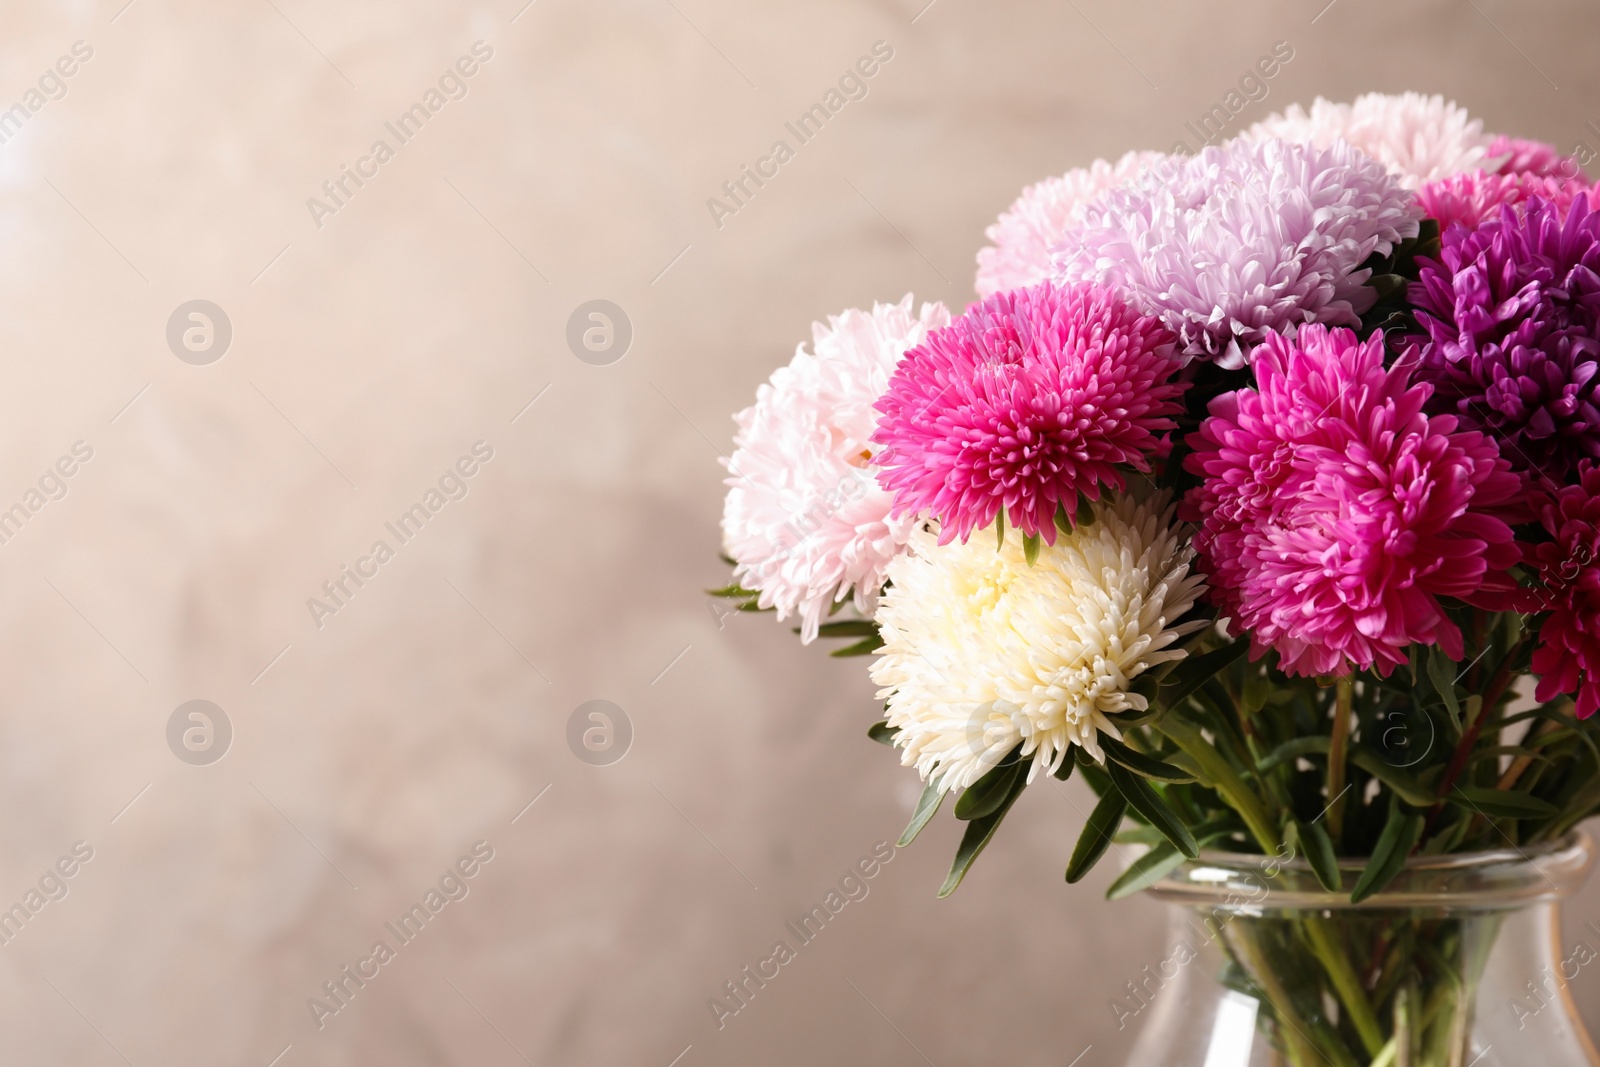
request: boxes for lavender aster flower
[1053,138,1420,367]
[1410,196,1600,480]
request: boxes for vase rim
[1144,829,1593,911]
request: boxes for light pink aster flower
[1183,325,1520,678]
[872,281,1184,546]
[1485,135,1582,179]
[1242,92,1491,188]
[974,151,1164,299]
[1416,169,1598,232]
[722,295,950,641]
[1053,137,1420,368]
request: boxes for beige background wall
[0,0,1596,1064]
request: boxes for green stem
[1302,918,1386,1058]
[1156,717,1279,853]
[1227,927,1360,1067]
[1327,676,1353,843]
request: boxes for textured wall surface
[1,1,1598,1064]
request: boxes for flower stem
[1156,717,1279,852]
[1302,917,1386,1058]
[1327,675,1353,842]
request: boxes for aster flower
[1184,325,1520,678]
[974,150,1164,299]
[1416,169,1596,233]
[871,491,1206,790]
[1409,196,1600,481]
[1243,92,1492,188]
[1485,135,1585,180]
[871,281,1183,546]
[1052,137,1420,367]
[1521,465,1600,718]
[721,295,950,641]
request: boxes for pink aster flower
[1417,169,1597,233]
[1521,464,1600,718]
[1183,325,1520,677]
[974,151,1164,299]
[1485,135,1585,180]
[1053,137,1419,367]
[872,281,1184,546]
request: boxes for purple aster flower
[1409,196,1600,481]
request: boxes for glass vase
[1119,832,1597,1067]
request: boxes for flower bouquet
[716,93,1600,1066]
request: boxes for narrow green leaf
[954,759,1023,821]
[1258,735,1331,773]
[867,720,896,746]
[813,620,879,639]
[1106,842,1186,901]
[1426,648,1462,723]
[995,509,1005,550]
[1349,749,1436,807]
[830,634,884,657]
[706,582,758,598]
[1067,789,1127,883]
[938,776,1026,897]
[1448,786,1558,819]
[1156,638,1250,714]
[897,781,943,848]
[1107,762,1199,858]
[1023,532,1041,567]
[1052,753,1076,782]
[1100,735,1196,784]
[1351,808,1425,904]
[1076,491,1095,528]
[1294,817,1341,893]
[1054,502,1073,536]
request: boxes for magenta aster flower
[1184,326,1520,677]
[872,281,1184,545]
[1416,169,1597,233]
[1409,196,1600,481]
[1520,464,1600,718]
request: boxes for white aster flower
[974,150,1165,298]
[721,295,951,641]
[871,491,1207,794]
[1242,92,1492,188]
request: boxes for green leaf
[1293,817,1341,893]
[813,620,879,639]
[1054,502,1073,536]
[1349,749,1436,807]
[1052,753,1076,782]
[1100,735,1196,784]
[938,774,1026,897]
[1023,532,1041,567]
[867,720,896,746]
[1106,842,1186,901]
[1156,638,1250,714]
[830,634,884,657]
[706,582,759,598]
[1447,786,1558,819]
[897,781,943,848]
[1351,807,1425,904]
[1426,647,1462,724]
[1076,492,1096,528]
[1067,789,1127,883]
[995,509,1005,550]
[954,758,1024,821]
[1258,735,1331,773]
[1107,762,1199,858]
